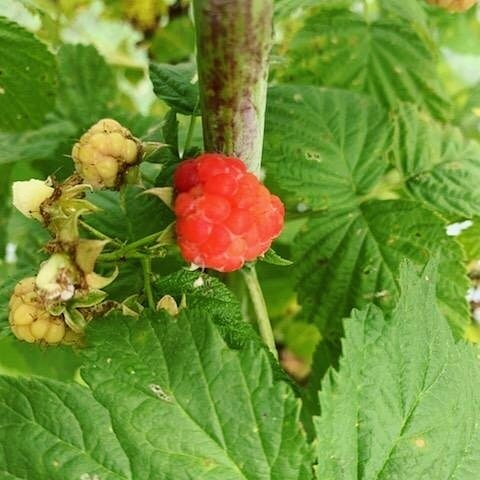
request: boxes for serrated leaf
[56,44,117,129]
[0,311,313,479]
[155,269,241,320]
[0,376,131,479]
[154,269,261,349]
[0,17,57,131]
[149,62,199,116]
[316,261,480,479]
[284,10,450,120]
[83,311,312,479]
[393,103,480,218]
[85,186,174,243]
[264,86,391,210]
[295,200,469,340]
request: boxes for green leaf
[154,270,262,349]
[393,103,480,218]
[316,261,480,479]
[111,111,164,142]
[264,86,391,210]
[0,337,81,380]
[149,62,199,116]
[260,248,293,266]
[150,16,195,64]
[85,186,174,243]
[0,16,57,131]
[83,311,312,479]
[294,200,469,340]
[0,120,76,164]
[103,261,144,301]
[274,0,322,17]
[0,311,313,479]
[155,269,241,320]
[284,10,450,120]
[0,376,131,479]
[56,44,117,129]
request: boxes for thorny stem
[241,266,278,359]
[141,256,155,309]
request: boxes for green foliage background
[1,0,480,478]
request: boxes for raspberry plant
[1,0,480,479]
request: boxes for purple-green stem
[193,0,277,359]
[192,0,273,175]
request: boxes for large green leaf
[294,200,469,340]
[316,261,480,479]
[264,86,391,210]
[56,44,117,129]
[0,311,312,479]
[284,10,450,119]
[0,16,57,131]
[393,103,480,218]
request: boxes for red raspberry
[173,153,285,272]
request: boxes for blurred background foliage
[1,0,480,383]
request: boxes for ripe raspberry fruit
[9,277,77,345]
[174,153,285,272]
[426,0,476,11]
